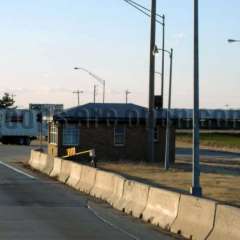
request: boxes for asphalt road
[0,144,180,240]
[176,147,240,160]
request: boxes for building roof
[54,103,148,122]
[158,109,240,120]
[54,103,240,123]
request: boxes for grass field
[99,160,240,208]
[98,132,240,207]
[176,132,240,152]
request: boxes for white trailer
[0,109,42,145]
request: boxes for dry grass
[98,160,240,208]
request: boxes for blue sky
[0,0,239,108]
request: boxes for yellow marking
[62,149,94,159]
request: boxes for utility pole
[148,0,156,162]
[161,15,165,108]
[123,1,165,107]
[73,90,83,106]
[125,90,131,104]
[191,0,202,197]
[103,80,106,103]
[93,85,97,103]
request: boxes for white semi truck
[0,109,42,145]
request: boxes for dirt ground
[98,156,240,208]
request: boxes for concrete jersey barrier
[90,170,121,201]
[66,162,82,189]
[207,204,240,240]
[42,155,54,175]
[142,187,180,230]
[115,180,149,218]
[171,195,216,240]
[108,175,125,208]
[38,153,51,173]
[29,150,41,166]
[77,165,97,194]
[58,160,72,183]
[30,151,48,172]
[50,157,62,178]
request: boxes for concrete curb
[207,204,240,240]
[142,187,180,230]
[170,194,216,240]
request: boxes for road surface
[0,144,180,240]
[176,147,240,161]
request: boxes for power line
[123,0,163,25]
[125,0,163,19]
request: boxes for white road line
[0,161,36,179]
[87,204,140,240]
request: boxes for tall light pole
[165,48,173,170]
[154,46,173,170]
[93,85,97,103]
[73,90,83,106]
[191,0,202,197]
[161,15,165,108]
[74,67,106,103]
[148,0,157,163]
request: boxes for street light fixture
[228,39,240,43]
[74,67,106,103]
[154,46,173,170]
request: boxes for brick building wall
[48,122,175,163]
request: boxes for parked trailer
[0,109,43,145]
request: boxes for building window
[62,125,79,146]
[6,113,23,123]
[49,124,58,145]
[154,127,159,142]
[114,127,126,146]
